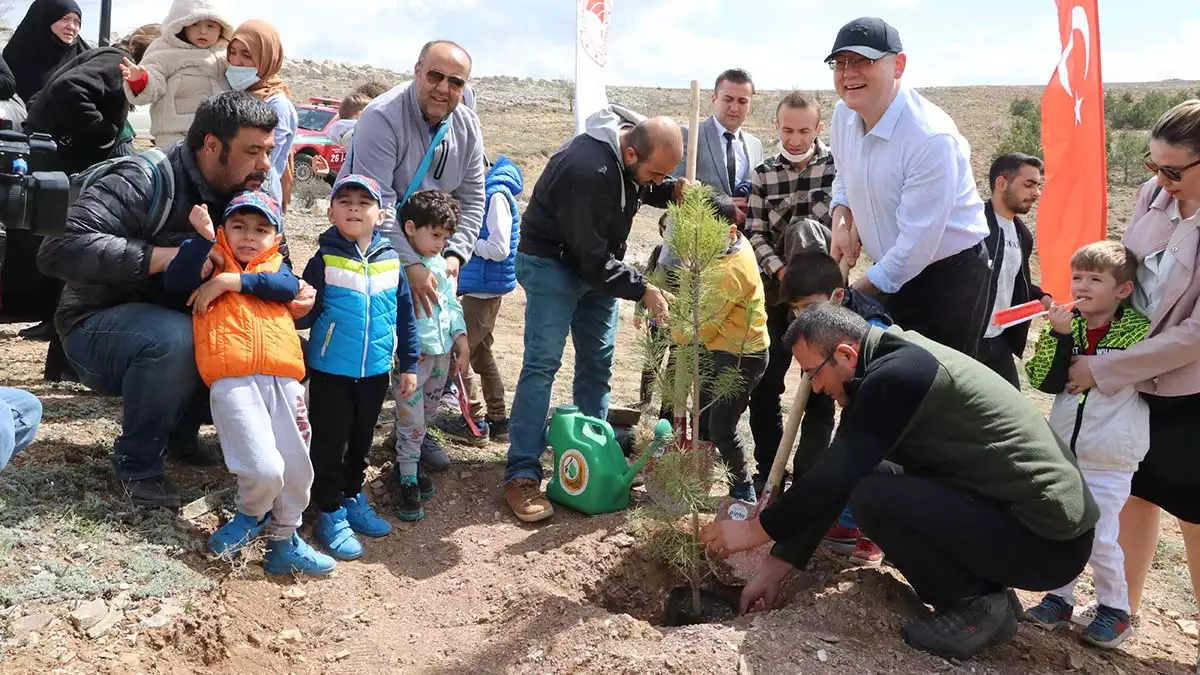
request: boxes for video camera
[0,123,70,236]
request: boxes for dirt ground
[2,80,1199,674]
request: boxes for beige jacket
[124,0,233,145]
[1092,178,1200,397]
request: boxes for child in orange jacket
[164,191,333,577]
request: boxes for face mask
[226,65,260,91]
[778,141,815,165]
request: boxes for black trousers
[698,350,767,485]
[749,302,836,477]
[977,335,1021,389]
[886,243,990,359]
[850,472,1094,607]
[307,371,390,512]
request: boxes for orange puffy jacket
[193,229,306,387]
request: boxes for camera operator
[5,25,162,381]
[37,91,305,508]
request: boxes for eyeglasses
[423,68,468,92]
[1143,152,1200,183]
[800,351,837,379]
[826,56,877,72]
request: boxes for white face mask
[226,65,260,91]
[778,141,815,164]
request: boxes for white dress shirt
[464,192,515,299]
[713,117,750,188]
[831,86,988,293]
[1134,199,1200,318]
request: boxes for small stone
[493,511,502,520]
[606,533,636,548]
[58,650,77,664]
[1176,618,1198,638]
[70,599,109,631]
[97,650,118,660]
[281,587,307,600]
[118,583,132,591]
[38,546,50,553]
[139,607,180,630]
[110,591,133,610]
[1067,652,1084,671]
[9,612,54,635]
[279,628,303,643]
[247,633,264,647]
[334,649,351,661]
[384,603,397,611]
[86,611,121,639]
[817,649,828,663]
[460,470,473,478]
[837,581,853,593]
[1165,610,1182,620]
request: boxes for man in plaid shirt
[746,90,839,498]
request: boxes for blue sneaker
[264,533,337,577]
[1082,605,1132,648]
[1023,594,1073,630]
[312,507,364,561]
[208,512,269,557]
[342,492,392,538]
[433,414,489,447]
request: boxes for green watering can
[546,405,673,515]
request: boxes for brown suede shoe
[506,478,554,523]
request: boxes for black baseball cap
[825,17,903,63]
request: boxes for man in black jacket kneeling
[38,91,304,507]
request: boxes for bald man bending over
[503,109,688,522]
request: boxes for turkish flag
[1038,0,1107,302]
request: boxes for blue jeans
[63,303,202,481]
[0,387,42,471]
[505,253,619,483]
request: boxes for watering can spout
[623,419,674,485]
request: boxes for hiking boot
[396,478,424,522]
[849,537,884,566]
[487,416,510,441]
[122,475,182,508]
[341,492,392,538]
[434,414,489,447]
[506,478,553,523]
[1023,593,1073,630]
[313,507,364,561]
[729,481,757,504]
[1082,605,1133,648]
[208,512,270,557]
[167,431,221,466]
[420,434,452,472]
[902,591,1018,661]
[18,320,55,341]
[264,533,337,577]
[823,524,861,554]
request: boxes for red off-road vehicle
[291,96,345,184]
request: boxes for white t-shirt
[984,214,1024,339]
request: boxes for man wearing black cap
[825,17,991,358]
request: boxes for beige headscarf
[229,19,294,210]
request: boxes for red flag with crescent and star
[1037,0,1107,303]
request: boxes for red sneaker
[849,537,884,566]
[824,525,861,554]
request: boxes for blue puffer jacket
[300,227,420,379]
[459,155,523,295]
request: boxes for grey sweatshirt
[338,81,487,264]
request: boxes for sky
[4,0,1197,90]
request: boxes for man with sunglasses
[825,17,991,358]
[700,302,1099,661]
[339,40,486,318]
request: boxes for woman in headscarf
[226,20,297,211]
[24,24,161,173]
[2,0,90,104]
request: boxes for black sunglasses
[1143,151,1200,183]
[424,68,467,92]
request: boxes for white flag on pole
[574,0,612,134]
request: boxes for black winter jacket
[37,141,291,337]
[518,133,675,301]
[24,47,132,174]
[982,200,1047,357]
